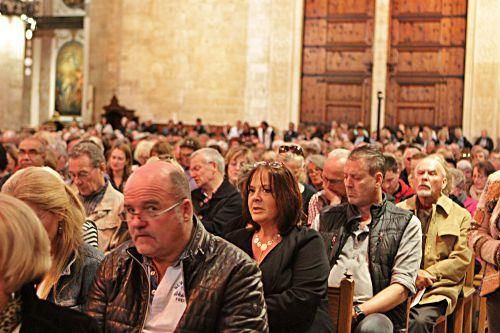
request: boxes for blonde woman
[0,194,98,332]
[2,167,103,311]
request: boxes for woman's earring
[58,223,63,235]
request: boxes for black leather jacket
[86,218,268,332]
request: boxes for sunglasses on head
[278,145,304,157]
[253,161,284,169]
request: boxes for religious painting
[55,41,83,116]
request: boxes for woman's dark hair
[241,162,302,234]
[474,161,496,177]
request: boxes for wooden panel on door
[385,0,467,128]
[301,0,374,126]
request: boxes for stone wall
[0,16,25,131]
[463,0,500,145]
[87,0,303,130]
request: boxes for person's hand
[323,188,341,206]
[415,269,436,290]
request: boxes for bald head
[323,149,349,198]
[125,161,191,202]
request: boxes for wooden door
[385,0,467,128]
[301,0,375,126]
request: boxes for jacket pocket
[435,222,459,259]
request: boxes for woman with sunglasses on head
[0,194,99,332]
[226,161,333,333]
[278,144,317,217]
[2,167,103,311]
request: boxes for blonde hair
[0,194,51,293]
[2,167,84,299]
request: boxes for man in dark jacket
[85,161,268,332]
[319,146,422,332]
[190,148,244,238]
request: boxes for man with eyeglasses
[69,141,127,252]
[86,160,268,332]
[309,149,349,229]
[18,136,46,169]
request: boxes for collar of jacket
[125,216,208,265]
[210,177,236,200]
[345,195,388,228]
[405,194,453,216]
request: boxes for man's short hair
[349,145,385,176]
[191,148,225,175]
[383,154,399,174]
[69,140,105,167]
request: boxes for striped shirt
[83,220,99,248]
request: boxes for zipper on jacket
[129,253,151,332]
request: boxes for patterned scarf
[0,294,22,333]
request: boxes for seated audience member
[398,155,472,333]
[278,144,317,216]
[178,137,201,190]
[305,154,326,191]
[190,148,244,237]
[106,143,133,193]
[133,140,155,167]
[150,140,173,158]
[18,136,46,169]
[471,147,489,165]
[448,168,477,216]
[469,170,500,333]
[488,148,500,170]
[400,144,423,186]
[457,159,473,191]
[383,154,415,203]
[0,194,99,332]
[225,146,255,189]
[470,161,496,200]
[227,161,332,332]
[86,160,267,332]
[69,141,127,252]
[319,146,422,332]
[309,149,349,228]
[474,129,494,152]
[451,127,472,149]
[0,144,11,189]
[2,167,103,310]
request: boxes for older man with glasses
[69,141,127,252]
[18,136,46,169]
[86,160,268,332]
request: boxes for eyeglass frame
[322,174,344,185]
[121,200,183,222]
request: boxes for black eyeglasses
[279,145,304,157]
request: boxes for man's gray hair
[328,148,350,160]
[191,148,225,175]
[69,141,105,167]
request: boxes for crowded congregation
[1,0,499,332]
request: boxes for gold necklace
[253,233,281,251]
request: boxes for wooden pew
[327,277,354,333]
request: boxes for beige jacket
[398,195,472,314]
[469,171,500,296]
[87,182,128,253]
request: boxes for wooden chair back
[327,278,354,333]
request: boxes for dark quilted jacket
[85,218,268,332]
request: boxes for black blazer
[191,177,244,238]
[227,226,333,333]
[19,284,99,333]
